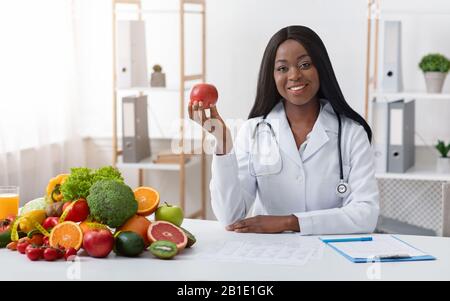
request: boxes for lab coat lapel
[267,102,303,168]
[302,101,338,162]
[301,119,329,162]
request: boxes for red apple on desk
[82,229,114,258]
[190,83,218,108]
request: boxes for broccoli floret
[86,179,137,228]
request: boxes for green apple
[155,202,184,226]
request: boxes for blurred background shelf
[115,86,191,92]
[376,163,450,182]
[371,91,450,102]
[116,155,201,171]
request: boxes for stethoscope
[249,111,351,198]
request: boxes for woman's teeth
[288,85,306,91]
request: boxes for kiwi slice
[149,240,178,259]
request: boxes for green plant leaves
[419,53,450,73]
[435,140,450,157]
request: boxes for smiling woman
[0,0,84,203]
[191,25,379,235]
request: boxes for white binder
[381,20,403,93]
[116,20,148,88]
[372,100,389,173]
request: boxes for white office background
[1,0,450,216]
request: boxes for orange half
[134,186,160,216]
[49,221,83,250]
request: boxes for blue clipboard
[320,235,436,263]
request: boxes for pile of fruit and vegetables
[0,166,196,262]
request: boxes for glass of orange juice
[0,186,19,220]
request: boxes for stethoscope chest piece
[336,180,350,198]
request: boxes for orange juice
[0,187,19,220]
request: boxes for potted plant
[150,64,166,87]
[435,140,450,173]
[419,53,450,93]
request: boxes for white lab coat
[210,99,379,235]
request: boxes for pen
[374,254,411,259]
[321,236,373,243]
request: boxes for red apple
[189,83,218,108]
[82,229,114,258]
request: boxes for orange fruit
[117,215,151,246]
[49,221,83,250]
[134,186,160,216]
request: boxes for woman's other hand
[226,215,300,233]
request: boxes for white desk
[1,219,449,281]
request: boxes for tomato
[42,236,50,247]
[64,247,78,261]
[17,240,30,254]
[26,245,43,261]
[56,248,65,259]
[189,83,218,107]
[42,217,59,230]
[63,199,90,222]
[43,248,59,261]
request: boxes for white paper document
[326,235,426,259]
[185,236,323,266]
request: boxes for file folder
[122,95,151,163]
[320,235,436,263]
[387,99,415,173]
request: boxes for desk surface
[1,219,449,281]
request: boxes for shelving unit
[111,0,207,219]
[372,91,450,102]
[365,0,450,236]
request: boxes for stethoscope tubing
[250,110,350,198]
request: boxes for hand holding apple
[155,202,184,227]
[188,83,233,154]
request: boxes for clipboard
[320,235,436,263]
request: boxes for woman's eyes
[299,62,311,69]
[275,62,311,72]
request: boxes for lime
[114,231,145,257]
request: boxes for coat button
[296,175,303,182]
